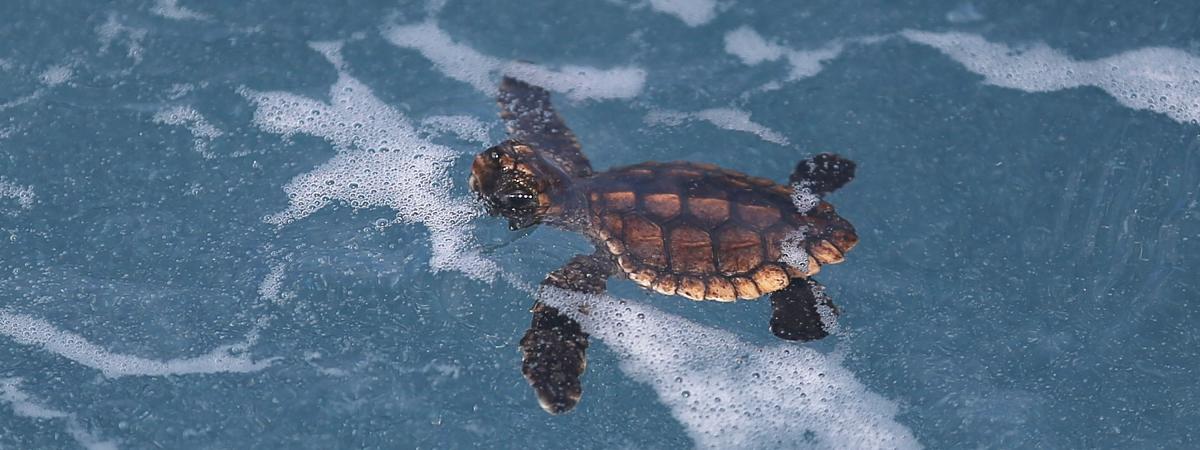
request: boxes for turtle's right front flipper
[521,254,614,414]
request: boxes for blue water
[2,1,1198,448]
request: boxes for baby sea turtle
[469,77,858,414]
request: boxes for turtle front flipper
[769,278,839,341]
[521,254,614,414]
[789,153,856,196]
[498,76,594,178]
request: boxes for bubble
[538,287,918,449]
[383,20,645,101]
[0,311,275,377]
[244,40,497,281]
[902,30,1200,124]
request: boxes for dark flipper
[521,254,614,414]
[789,153,856,196]
[498,76,593,178]
[769,278,839,341]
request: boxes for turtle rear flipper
[769,278,839,341]
[521,254,614,414]
[521,302,588,414]
[789,153,856,196]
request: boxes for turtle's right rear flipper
[520,254,614,414]
[521,302,588,414]
[790,153,856,196]
[769,278,839,341]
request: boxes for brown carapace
[469,77,859,415]
[585,161,856,302]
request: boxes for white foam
[153,105,225,158]
[382,20,646,100]
[539,288,918,449]
[724,26,845,82]
[645,108,790,145]
[0,58,13,71]
[0,378,118,450]
[0,311,277,377]
[242,40,497,281]
[648,0,718,27]
[97,13,148,64]
[166,83,195,99]
[902,30,1200,124]
[151,0,211,21]
[791,184,820,213]
[779,228,813,276]
[945,3,984,24]
[0,178,36,211]
[257,263,292,305]
[0,90,45,112]
[39,65,73,87]
[420,114,492,144]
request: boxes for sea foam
[645,107,791,145]
[382,20,645,101]
[242,40,497,281]
[153,105,225,158]
[151,0,210,21]
[0,178,36,212]
[903,30,1200,124]
[539,288,918,449]
[647,0,718,27]
[0,311,276,377]
[0,378,118,450]
[724,26,845,82]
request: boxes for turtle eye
[488,148,503,161]
[501,192,536,211]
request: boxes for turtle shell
[583,161,857,302]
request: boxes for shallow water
[2,1,1198,448]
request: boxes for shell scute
[668,226,715,274]
[716,226,762,274]
[623,214,667,268]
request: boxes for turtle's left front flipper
[769,278,839,341]
[521,254,614,414]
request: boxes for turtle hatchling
[469,77,859,414]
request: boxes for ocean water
[2,0,1198,448]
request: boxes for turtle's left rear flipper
[769,277,839,341]
[520,254,614,414]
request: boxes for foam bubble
[420,114,492,144]
[902,30,1200,124]
[242,40,497,281]
[257,263,292,305]
[779,228,813,276]
[0,311,277,377]
[0,178,36,212]
[97,12,148,64]
[645,107,791,145]
[153,105,225,158]
[151,0,210,21]
[39,65,73,87]
[724,26,845,82]
[945,3,984,24]
[539,288,919,449]
[382,20,646,101]
[647,0,718,27]
[791,184,820,213]
[0,378,118,450]
[0,90,45,112]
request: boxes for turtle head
[469,140,571,230]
